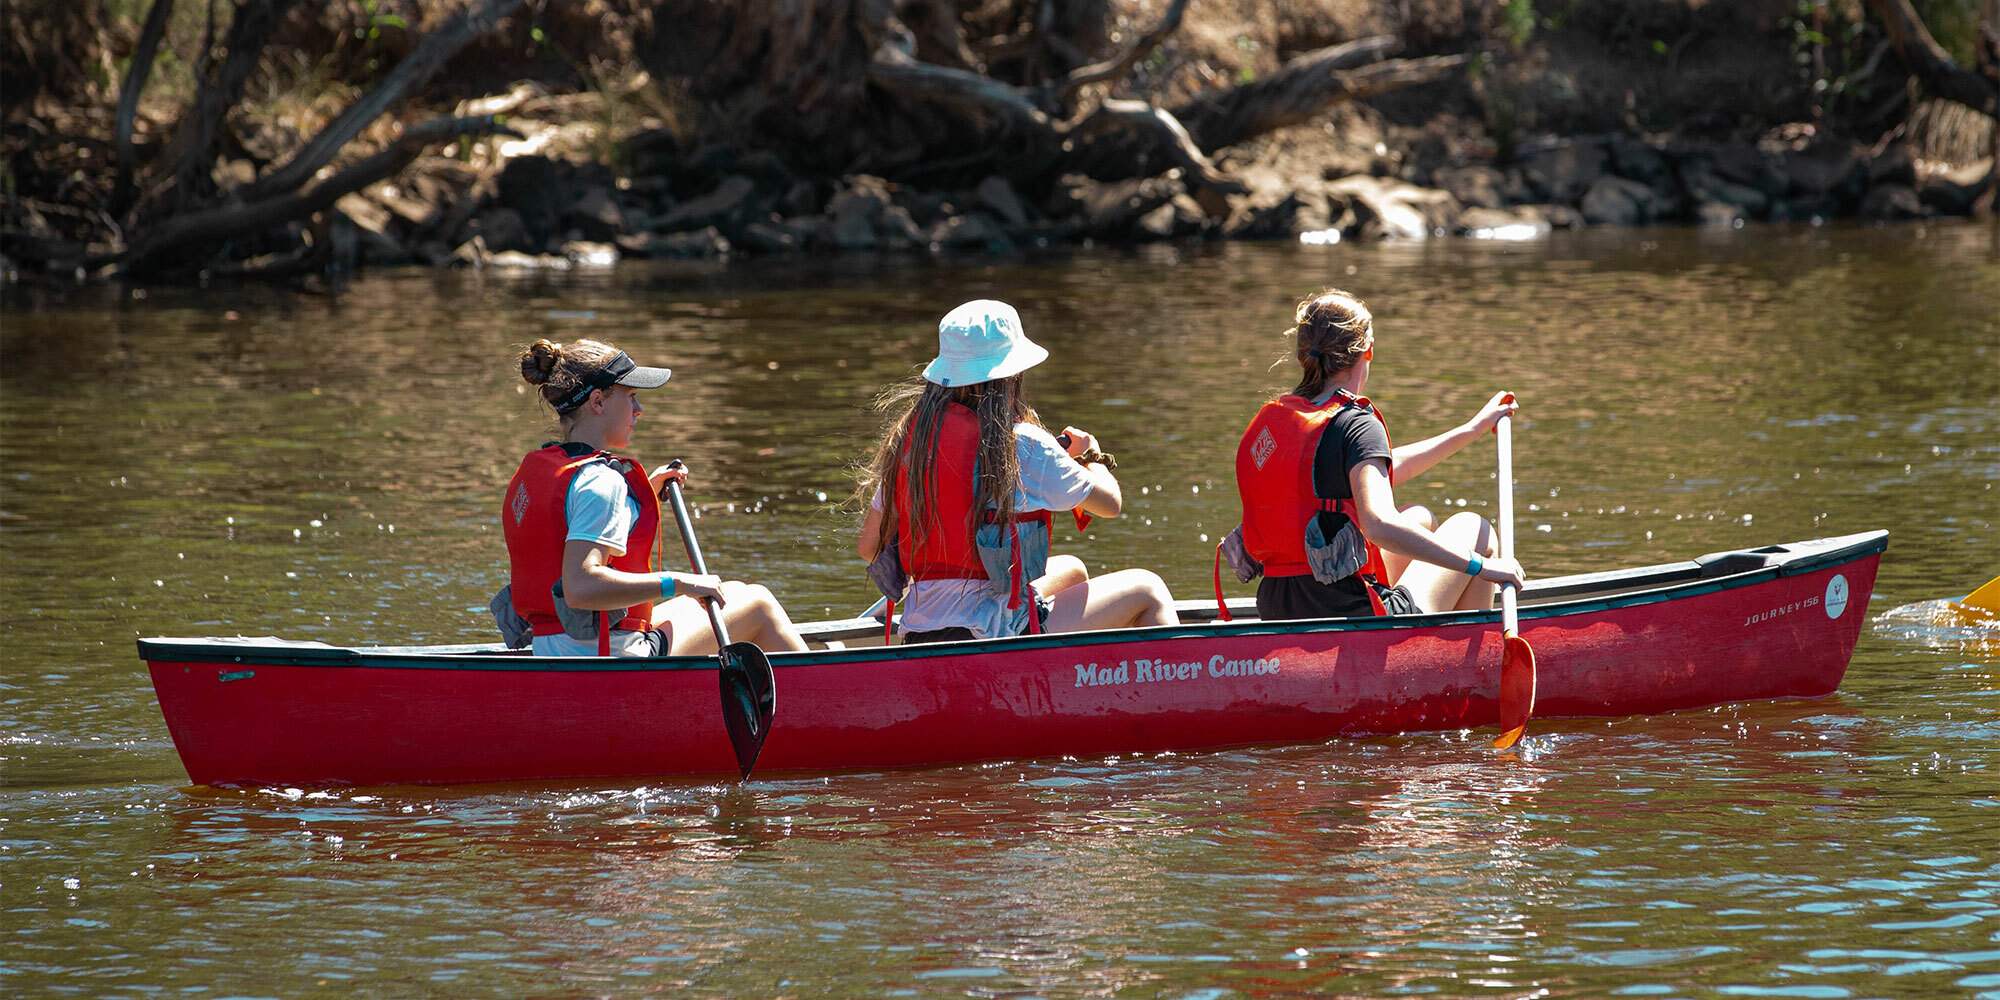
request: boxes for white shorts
[530,628,669,657]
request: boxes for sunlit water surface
[3,223,1997,996]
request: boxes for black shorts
[1372,581,1421,616]
[1256,576,1418,621]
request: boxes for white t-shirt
[533,462,651,656]
[875,422,1096,637]
[564,462,640,553]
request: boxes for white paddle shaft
[1495,411,1519,634]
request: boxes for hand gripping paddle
[1491,398,1537,750]
[662,464,775,780]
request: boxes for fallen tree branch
[1066,98,1245,192]
[866,48,1062,164]
[149,0,306,220]
[1050,0,1189,113]
[239,0,527,204]
[1864,0,1998,116]
[113,0,176,214]
[1172,37,1458,150]
[207,244,325,281]
[124,116,519,275]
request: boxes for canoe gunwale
[138,530,1887,673]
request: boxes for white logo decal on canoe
[1074,654,1280,687]
[1250,427,1277,470]
[511,482,531,525]
[1825,574,1849,619]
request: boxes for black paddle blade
[717,642,776,780]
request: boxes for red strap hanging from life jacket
[1007,520,1044,636]
[1212,542,1233,623]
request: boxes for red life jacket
[503,443,660,654]
[887,403,1058,639]
[1227,390,1394,616]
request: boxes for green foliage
[1780,0,1877,121]
[357,0,406,44]
[1911,0,1985,64]
[529,18,642,170]
[1500,0,1537,49]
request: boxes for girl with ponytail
[1227,289,1527,620]
[503,338,805,656]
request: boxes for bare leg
[1380,504,1436,585]
[1034,554,1089,597]
[1395,511,1498,613]
[1042,568,1180,633]
[656,581,808,653]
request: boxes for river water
[3,223,1997,996]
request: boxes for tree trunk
[1173,38,1466,151]
[1864,0,1999,116]
[640,2,1460,192]
[145,0,312,223]
[124,116,519,276]
[114,0,177,214]
[237,0,528,204]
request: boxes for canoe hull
[144,538,1882,786]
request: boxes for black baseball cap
[553,351,671,413]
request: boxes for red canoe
[140,530,1885,787]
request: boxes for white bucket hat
[922,299,1049,387]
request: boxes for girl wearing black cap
[503,338,806,656]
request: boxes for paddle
[1491,396,1538,751]
[1963,575,2000,614]
[660,464,776,781]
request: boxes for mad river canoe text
[1074,655,1281,687]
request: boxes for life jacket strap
[1364,578,1390,617]
[1212,541,1233,623]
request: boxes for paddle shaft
[1495,410,1519,632]
[663,477,732,647]
[659,465,776,781]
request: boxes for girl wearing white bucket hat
[856,300,1180,643]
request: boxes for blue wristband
[1466,554,1484,578]
[660,574,676,600]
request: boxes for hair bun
[519,339,564,386]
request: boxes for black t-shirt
[1255,401,1393,620]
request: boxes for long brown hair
[861,374,1041,556]
[1287,288,1374,399]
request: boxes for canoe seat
[1694,546,1788,578]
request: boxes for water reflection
[2,222,1997,994]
